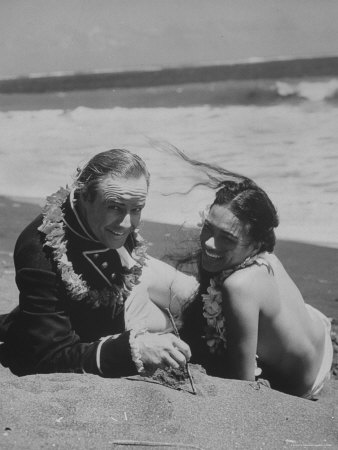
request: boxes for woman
[182,176,333,399]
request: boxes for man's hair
[74,148,150,201]
[213,179,279,252]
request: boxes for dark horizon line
[1,55,338,94]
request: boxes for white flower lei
[37,186,148,309]
[198,206,271,375]
[202,277,226,355]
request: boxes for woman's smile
[204,248,224,260]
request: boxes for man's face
[80,174,148,249]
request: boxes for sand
[0,196,337,450]
[0,366,337,450]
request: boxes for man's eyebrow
[103,198,145,206]
[107,200,123,205]
[103,196,120,203]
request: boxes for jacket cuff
[129,329,149,374]
[99,331,138,377]
[96,335,115,375]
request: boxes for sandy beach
[0,196,337,449]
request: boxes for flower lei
[37,186,148,310]
[198,206,271,376]
[201,258,263,355]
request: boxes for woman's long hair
[155,143,279,277]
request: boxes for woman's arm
[144,256,199,322]
[221,272,260,381]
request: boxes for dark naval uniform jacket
[0,193,140,377]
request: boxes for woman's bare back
[253,253,326,395]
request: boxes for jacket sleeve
[5,238,137,377]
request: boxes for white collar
[116,246,137,269]
[65,188,100,242]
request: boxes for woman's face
[200,203,258,273]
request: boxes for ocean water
[1,77,338,248]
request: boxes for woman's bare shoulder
[226,256,274,284]
[222,259,276,305]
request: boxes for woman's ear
[252,240,262,254]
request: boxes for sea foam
[0,103,337,248]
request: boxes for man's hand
[135,332,191,372]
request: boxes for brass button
[101,262,108,269]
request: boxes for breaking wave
[275,79,338,102]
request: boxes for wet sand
[0,196,337,449]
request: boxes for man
[0,149,198,377]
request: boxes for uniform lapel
[63,190,124,288]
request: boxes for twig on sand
[112,440,204,449]
[165,307,197,395]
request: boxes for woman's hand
[135,332,191,372]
